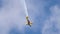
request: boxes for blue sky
[0,0,60,34]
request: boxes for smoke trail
[24,0,28,16]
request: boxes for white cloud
[0,0,26,34]
[42,5,60,34]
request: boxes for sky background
[0,0,60,34]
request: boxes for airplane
[26,16,32,27]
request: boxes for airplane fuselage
[26,16,32,27]
[27,19,31,26]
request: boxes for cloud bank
[0,0,26,34]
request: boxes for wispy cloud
[26,0,60,34]
[42,5,60,34]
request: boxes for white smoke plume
[24,0,28,16]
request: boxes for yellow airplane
[26,16,32,27]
